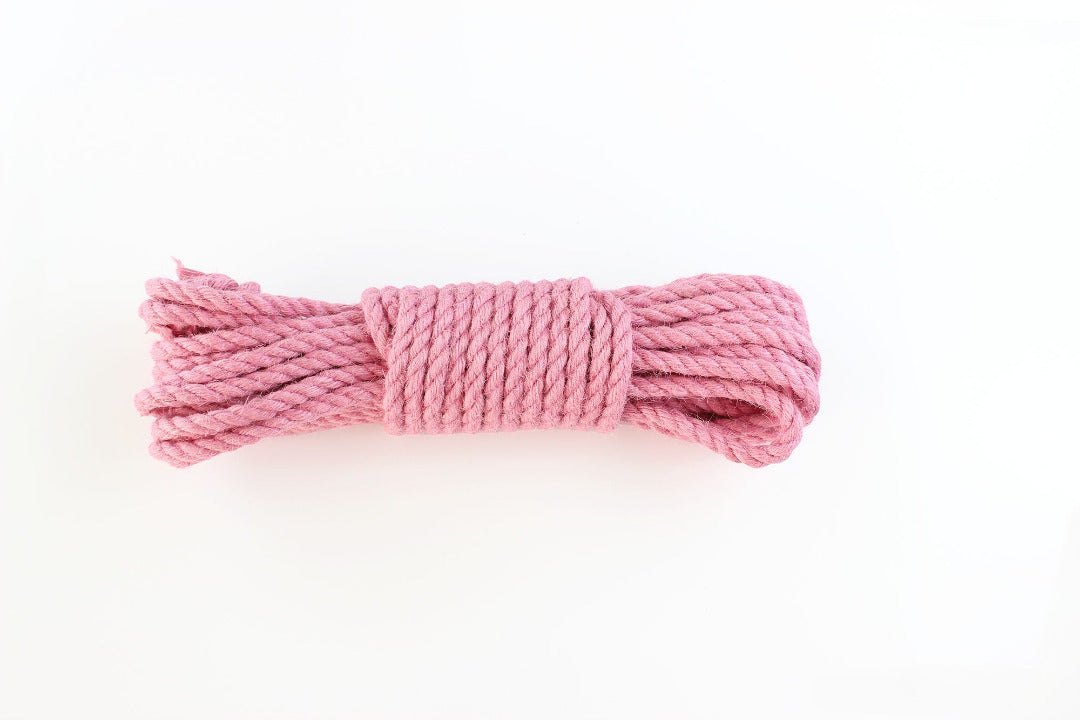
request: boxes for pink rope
[136,263,820,468]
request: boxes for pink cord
[136,263,820,468]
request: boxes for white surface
[2,2,1079,718]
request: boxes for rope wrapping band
[362,278,632,436]
[136,264,820,468]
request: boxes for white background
[2,2,1078,718]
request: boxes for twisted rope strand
[137,263,820,468]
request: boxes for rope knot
[361,279,632,435]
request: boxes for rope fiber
[136,263,820,468]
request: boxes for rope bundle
[136,264,820,468]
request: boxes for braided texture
[136,264,820,468]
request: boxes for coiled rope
[136,263,820,468]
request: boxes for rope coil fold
[136,264,820,468]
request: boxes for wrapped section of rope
[136,263,820,468]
